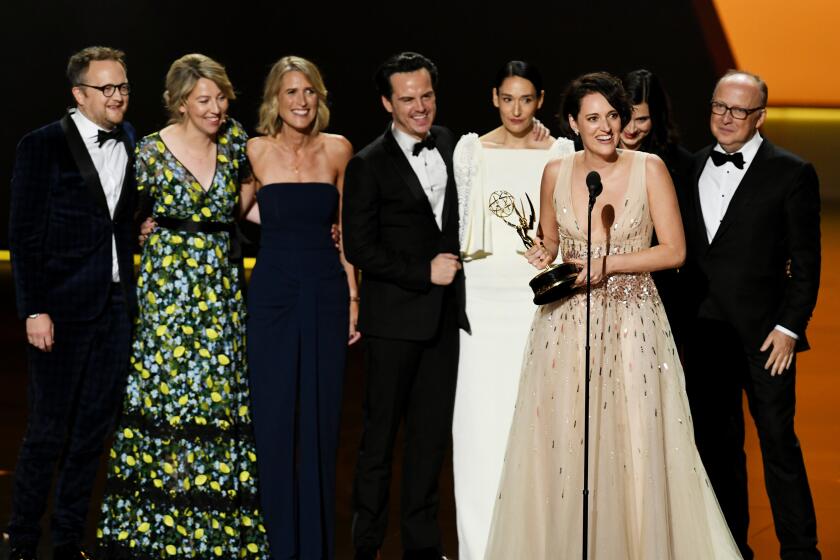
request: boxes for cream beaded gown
[484,150,741,559]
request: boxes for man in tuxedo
[679,71,821,560]
[342,52,469,560]
[7,46,138,560]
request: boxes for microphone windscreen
[586,171,603,197]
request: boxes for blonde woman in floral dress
[97,54,270,559]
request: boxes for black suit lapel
[710,140,771,245]
[113,137,135,221]
[435,128,456,231]
[680,149,709,251]
[59,112,110,216]
[382,128,436,219]
[692,147,713,251]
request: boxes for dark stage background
[1,0,722,249]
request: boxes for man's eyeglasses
[710,101,764,120]
[76,82,131,97]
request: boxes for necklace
[274,132,309,176]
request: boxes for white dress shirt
[698,131,797,339]
[699,131,763,243]
[71,109,128,281]
[392,124,448,230]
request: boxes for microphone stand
[582,188,597,560]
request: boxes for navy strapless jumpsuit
[247,182,348,560]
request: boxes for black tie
[412,134,436,156]
[97,127,126,147]
[710,150,744,170]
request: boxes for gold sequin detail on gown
[483,150,742,560]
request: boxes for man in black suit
[342,52,469,560]
[679,70,821,560]
[7,46,137,560]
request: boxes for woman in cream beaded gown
[484,73,741,559]
[452,61,574,560]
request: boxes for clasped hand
[431,253,462,286]
[138,217,156,244]
[568,257,607,287]
[524,241,554,270]
[523,241,608,288]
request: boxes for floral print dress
[97,119,270,559]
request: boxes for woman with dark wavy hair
[484,72,741,559]
[620,69,680,153]
[621,69,693,346]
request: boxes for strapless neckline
[259,182,337,192]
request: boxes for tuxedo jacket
[9,112,138,321]
[342,125,469,341]
[678,139,820,352]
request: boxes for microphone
[586,171,602,211]
[586,171,603,200]
[581,169,602,560]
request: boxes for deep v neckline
[157,132,220,193]
[567,151,637,243]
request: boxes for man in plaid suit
[7,46,138,560]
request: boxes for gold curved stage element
[712,0,840,106]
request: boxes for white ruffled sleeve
[455,133,490,258]
[548,137,576,159]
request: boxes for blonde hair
[163,53,236,124]
[257,56,330,136]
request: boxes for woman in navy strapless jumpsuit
[245,56,359,560]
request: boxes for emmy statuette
[488,190,578,305]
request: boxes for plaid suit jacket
[9,111,138,321]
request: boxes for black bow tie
[710,150,745,170]
[97,127,126,147]
[412,134,436,156]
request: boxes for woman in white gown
[484,72,742,559]
[452,60,574,560]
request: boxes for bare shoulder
[322,134,353,172]
[246,135,272,158]
[478,126,504,147]
[639,152,676,198]
[642,151,668,177]
[322,133,353,156]
[543,156,566,178]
